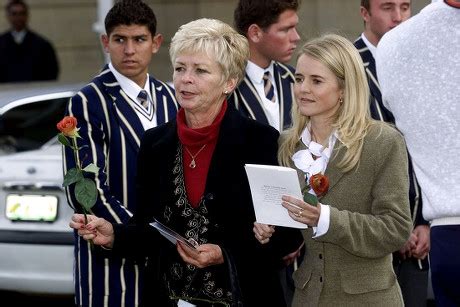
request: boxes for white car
[0,82,82,294]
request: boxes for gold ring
[296,209,303,218]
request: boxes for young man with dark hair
[355,1,430,307]
[63,1,178,306]
[0,0,59,82]
[229,0,300,131]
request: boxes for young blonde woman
[254,34,412,306]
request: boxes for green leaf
[63,168,83,187]
[303,192,318,206]
[83,163,99,174]
[57,133,72,147]
[75,178,97,211]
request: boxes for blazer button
[205,193,214,200]
[319,253,323,259]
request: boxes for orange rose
[309,173,329,197]
[57,116,78,137]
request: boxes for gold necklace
[184,144,207,169]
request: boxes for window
[0,97,68,154]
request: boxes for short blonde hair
[169,18,249,86]
[279,34,372,172]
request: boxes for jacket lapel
[100,67,145,150]
[273,63,295,130]
[322,142,346,197]
[235,74,270,125]
[354,38,382,104]
[149,78,178,125]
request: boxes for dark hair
[5,0,28,13]
[104,0,157,36]
[234,0,299,36]
[361,0,370,11]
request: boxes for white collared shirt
[246,61,280,131]
[361,33,377,60]
[108,63,157,130]
[11,29,27,44]
[294,125,340,237]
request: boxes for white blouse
[291,126,339,237]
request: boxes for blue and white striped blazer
[227,62,295,131]
[354,37,395,123]
[63,66,178,307]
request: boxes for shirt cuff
[312,203,330,238]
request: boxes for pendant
[189,159,196,168]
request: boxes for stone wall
[0,0,430,83]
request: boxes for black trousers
[430,225,460,307]
[394,258,429,307]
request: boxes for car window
[0,97,68,155]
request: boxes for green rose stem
[70,136,89,226]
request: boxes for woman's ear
[225,77,238,94]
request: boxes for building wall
[0,0,430,83]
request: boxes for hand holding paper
[244,164,307,229]
[149,219,198,251]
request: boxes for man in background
[0,0,59,82]
[229,1,302,305]
[229,0,300,131]
[377,1,460,305]
[355,1,430,306]
[63,1,177,306]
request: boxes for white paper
[244,164,307,229]
[149,219,199,252]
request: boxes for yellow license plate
[6,194,58,222]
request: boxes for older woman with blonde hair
[70,18,301,307]
[254,34,412,306]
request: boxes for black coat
[113,105,303,306]
[0,30,59,83]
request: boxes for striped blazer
[354,37,428,269]
[354,37,395,123]
[227,61,295,131]
[63,66,178,307]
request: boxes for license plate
[6,194,58,222]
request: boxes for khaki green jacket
[289,122,412,307]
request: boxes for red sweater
[176,101,227,207]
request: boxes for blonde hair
[169,18,249,86]
[279,34,372,172]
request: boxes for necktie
[263,71,275,102]
[137,90,149,110]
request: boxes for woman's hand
[69,214,115,248]
[177,242,224,268]
[253,222,275,244]
[282,195,321,227]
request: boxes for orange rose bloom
[309,173,329,197]
[57,116,78,137]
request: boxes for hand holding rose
[69,214,114,248]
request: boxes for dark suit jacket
[0,30,59,82]
[227,62,295,131]
[64,66,178,307]
[113,104,303,306]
